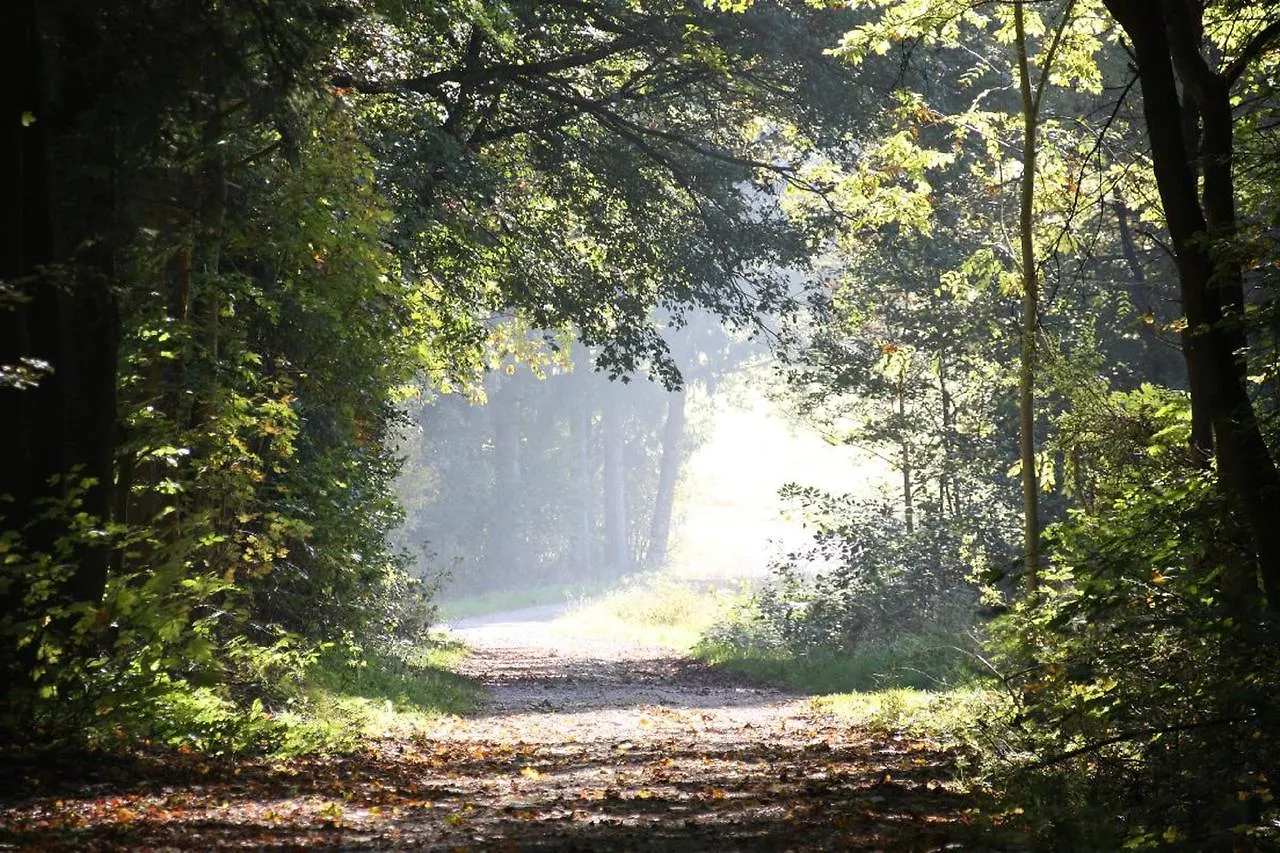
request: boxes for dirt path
[0,612,1021,851]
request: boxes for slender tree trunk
[937,328,954,521]
[490,380,524,581]
[569,390,594,578]
[1014,2,1041,591]
[645,388,686,570]
[897,373,914,535]
[601,390,629,575]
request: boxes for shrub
[986,385,1280,850]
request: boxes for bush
[695,504,996,693]
[695,488,1000,693]
[984,385,1280,850]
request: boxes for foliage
[3,0,861,752]
[724,1,1280,846]
[2,0,460,751]
[124,639,477,758]
[985,384,1280,849]
[696,491,992,693]
[6,9,1280,851]
[701,482,995,644]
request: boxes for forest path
[373,612,1005,851]
[0,610,1017,851]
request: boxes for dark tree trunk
[1104,0,1280,609]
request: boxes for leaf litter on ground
[1,618,1031,851]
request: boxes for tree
[338,0,859,384]
[2,0,868,728]
[1100,0,1280,609]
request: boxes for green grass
[136,638,483,757]
[555,573,748,649]
[693,632,979,694]
[301,637,480,727]
[435,581,613,622]
[814,685,999,741]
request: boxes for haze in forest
[395,328,892,605]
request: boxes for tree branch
[1026,715,1252,770]
[331,34,647,98]
[1224,17,1280,86]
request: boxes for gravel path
[437,609,808,746]
[379,610,1014,852]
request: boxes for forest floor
[0,608,1028,851]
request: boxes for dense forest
[3,0,1280,849]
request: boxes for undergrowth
[64,638,480,758]
[693,631,979,693]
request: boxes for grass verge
[554,573,747,649]
[692,632,978,694]
[136,637,482,758]
[692,629,1003,780]
[815,686,998,742]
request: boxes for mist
[392,313,886,607]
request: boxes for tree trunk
[1014,2,1041,591]
[897,374,914,535]
[489,379,524,581]
[645,389,686,571]
[937,332,955,521]
[601,390,629,575]
[1105,0,1280,609]
[568,389,595,578]
[1,0,120,619]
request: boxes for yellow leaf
[520,766,542,780]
